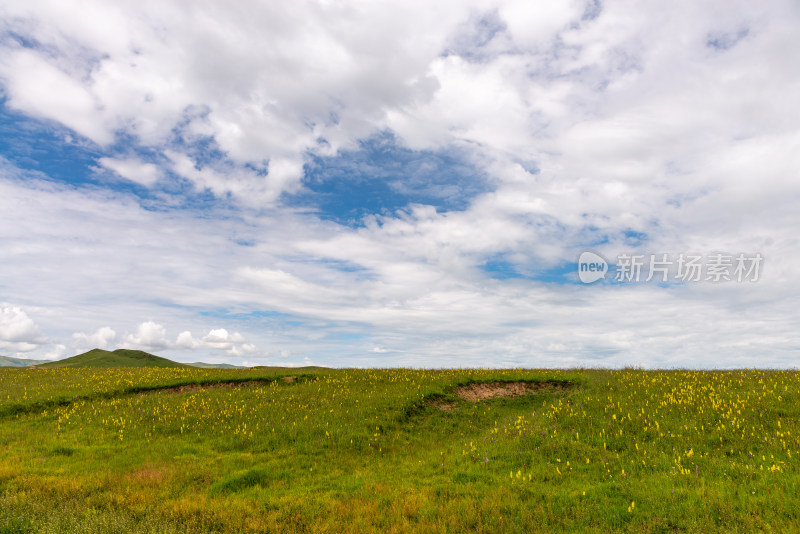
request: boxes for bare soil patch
[425,397,458,412]
[453,381,567,402]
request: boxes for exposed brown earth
[425,397,458,411]
[453,381,567,402]
[426,381,569,411]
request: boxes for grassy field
[0,366,798,533]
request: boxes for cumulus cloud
[3,1,797,233]
[0,49,112,144]
[116,322,256,358]
[0,306,47,354]
[0,306,43,342]
[98,157,161,187]
[203,328,244,346]
[72,326,116,350]
[175,330,201,349]
[226,343,257,358]
[174,328,254,357]
[120,321,171,350]
[202,329,250,356]
[42,344,67,361]
[0,0,479,202]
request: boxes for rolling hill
[36,349,190,369]
[0,356,54,367]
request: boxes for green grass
[36,349,189,369]
[0,367,798,532]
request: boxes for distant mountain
[0,355,54,367]
[187,362,246,369]
[36,349,190,369]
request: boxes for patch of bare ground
[426,397,458,411]
[453,381,568,402]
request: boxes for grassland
[0,366,798,533]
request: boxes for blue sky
[1,0,799,368]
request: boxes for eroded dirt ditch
[426,380,571,411]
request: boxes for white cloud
[98,157,161,187]
[174,328,255,357]
[0,306,43,342]
[175,330,201,349]
[61,317,262,360]
[164,150,291,206]
[42,344,67,361]
[499,0,583,50]
[120,321,170,350]
[118,323,256,358]
[0,0,482,201]
[203,329,245,349]
[3,112,800,367]
[0,49,112,145]
[72,326,116,350]
[2,0,796,217]
[226,345,245,357]
[0,306,47,354]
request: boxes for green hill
[37,349,189,369]
[0,356,54,367]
